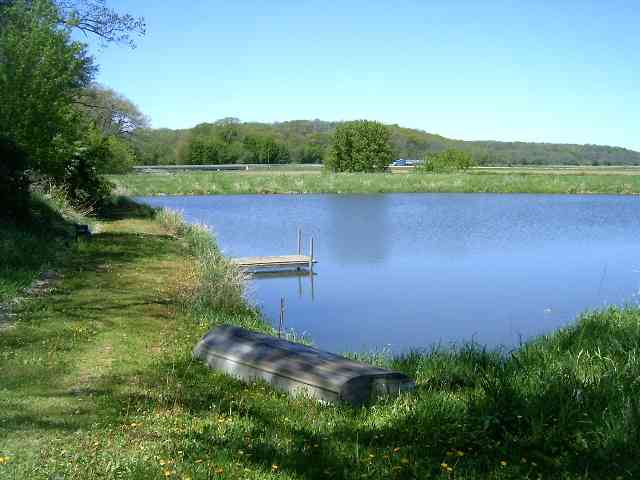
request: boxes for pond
[139,193,640,354]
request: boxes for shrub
[325,120,393,172]
[0,135,31,223]
[63,137,114,208]
[420,148,476,173]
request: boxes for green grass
[1,201,640,479]
[109,170,640,196]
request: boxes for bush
[63,138,114,208]
[0,135,31,223]
[420,148,476,173]
[325,120,393,172]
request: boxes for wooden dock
[231,229,317,272]
[232,255,316,270]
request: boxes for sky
[88,1,640,151]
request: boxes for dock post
[309,237,314,272]
[310,270,315,301]
[297,228,302,255]
[279,297,285,338]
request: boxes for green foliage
[0,0,94,179]
[325,120,393,172]
[131,119,640,167]
[63,132,114,207]
[181,126,291,165]
[0,135,31,223]
[420,148,476,173]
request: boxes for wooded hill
[130,119,640,167]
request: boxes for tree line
[130,120,640,168]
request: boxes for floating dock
[231,229,317,273]
[232,255,316,270]
[193,325,415,406]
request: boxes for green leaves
[326,120,393,172]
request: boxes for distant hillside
[129,119,640,166]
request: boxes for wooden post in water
[297,228,302,255]
[310,270,315,302]
[278,297,285,338]
[309,237,314,272]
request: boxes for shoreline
[1,197,639,478]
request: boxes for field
[109,168,640,196]
[1,198,639,479]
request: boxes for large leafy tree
[76,83,149,137]
[325,120,393,172]
[1,0,145,210]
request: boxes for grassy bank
[1,201,640,479]
[109,170,640,196]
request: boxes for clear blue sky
[89,0,640,151]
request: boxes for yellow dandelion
[440,463,449,469]
[500,460,507,466]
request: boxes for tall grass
[156,209,248,315]
[110,170,640,196]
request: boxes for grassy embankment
[1,195,640,479]
[110,169,640,196]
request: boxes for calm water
[139,194,640,353]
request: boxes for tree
[420,148,476,173]
[0,0,95,180]
[76,83,149,136]
[56,0,145,48]
[325,120,393,172]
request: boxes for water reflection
[250,271,316,301]
[138,193,640,353]
[326,195,391,264]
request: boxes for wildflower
[369,454,375,458]
[272,464,279,470]
[456,450,465,457]
[0,456,10,465]
[393,447,401,453]
[440,463,449,469]
[500,460,507,466]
